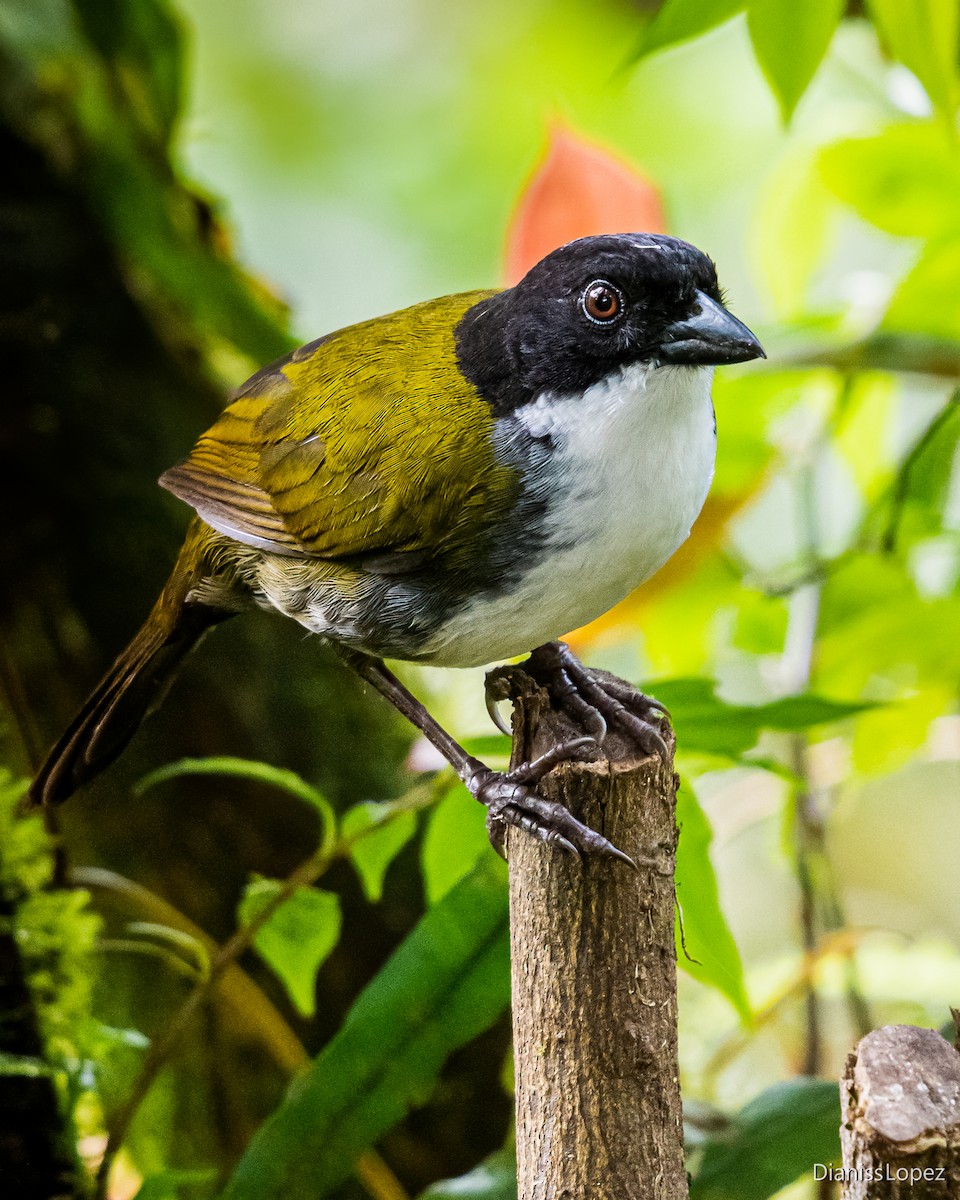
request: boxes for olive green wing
[160,291,515,565]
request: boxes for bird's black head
[455,233,764,414]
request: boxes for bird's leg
[339,649,633,865]
[520,641,672,764]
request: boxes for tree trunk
[503,665,687,1200]
[839,1024,960,1198]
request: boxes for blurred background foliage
[1,0,959,1198]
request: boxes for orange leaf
[504,125,667,284]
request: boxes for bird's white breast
[422,362,718,667]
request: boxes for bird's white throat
[424,361,718,667]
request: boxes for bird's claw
[527,642,672,767]
[467,758,635,868]
[485,688,512,736]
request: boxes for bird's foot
[463,743,635,868]
[523,641,672,765]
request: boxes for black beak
[658,291,765,366]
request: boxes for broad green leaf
[732,588,790,656]
[132,1169,218,1200]
[834,373,898,504]
[632,0,746,61]
[817,555,960,695]
[754,150,836,316]
[748,0,844,120]
[691,1078,840,1199]
[341,802,417,902]
[420,1150,517,1200]
[421,784,490,904]
[819,125,960,239]
[884,235,960,342]
[851,684,953,774]
[649,677,873,759]
[675,785,750,1022]
[859,390,960,553]
[866,0,959,125]
[238,880,341,1018]
[222,857,510,1200]
[460,734,512,761]
[138,757,336,856]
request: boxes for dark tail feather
[29,596,226,808]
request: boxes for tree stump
[839,1024,960,1198]
[501,663,687,1200]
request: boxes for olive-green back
[161,290,518,563]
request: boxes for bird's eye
[581,280,623,325]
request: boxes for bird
[29,233,764,862]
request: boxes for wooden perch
[839,1024,960,1198]
[499,663,687,1200]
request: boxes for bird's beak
[657,291,765,366]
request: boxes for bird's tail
[30,525,233,808]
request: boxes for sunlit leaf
[754,149,836,316]
[631,0,746,62]
[834,373,898,504]
[238,879,342,1018]
[341,802,417,903]
[650,677,874,759]
[504,126,665,284]
[222,858,510,1200]
[819,124,960,239]
[865,0,959,125]
[731,588,790,655]
[747,0,844,121]
[877,393,960,549]
[884,235,960,342]
[691,1079,840,1199]
[851,685,953,775]
[132,1169,218,1200]
[818,556,960,696]
[421,784,491,904]
[675,784,750,1023]
[419,1150,517,1200]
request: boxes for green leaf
[132,1169,218,1200]
[754,150,836,317]
[222,857,510,1200]
[866,0,959,125]
[419,1150,517,1200]
[748,0,844,120]
[884,235,960,342]
[421,784,490,904]
[675,785,750,1023]
[819,124,960,239]
[138,757,336,856]
[632,0,746,61]
[341,802,417,902]
[238,880,342,1018]
[649,678,873,759]
[691,1078,840,1199]
[460,734,512,761]
[866,391,960,552]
